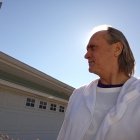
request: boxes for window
[59,106,65,112]
[26,98,35,107]
[50,103,57,111]
[39,101,47,109]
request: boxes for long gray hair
[106,27,135,77]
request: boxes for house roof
[0,52,75,102]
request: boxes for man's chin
[88,68,94,73]
[88,68,98,75]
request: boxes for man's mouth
[88,61,95,66]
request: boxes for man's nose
[84,51,90,59]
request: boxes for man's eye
[90,45,96,50]
[87,45,96,51]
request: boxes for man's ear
[113,42,123,57]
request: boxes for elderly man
[57,25,140,140]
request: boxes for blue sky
[0,0,140,88]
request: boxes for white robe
[57,77,140,140]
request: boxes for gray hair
[106,27,135,77]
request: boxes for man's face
[85,31,116,76]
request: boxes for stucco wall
[0,85,66,140]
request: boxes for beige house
[0,52,74,140]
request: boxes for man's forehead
[89,31,107,43]
[91,31,107,39]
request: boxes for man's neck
[99,73,129,85]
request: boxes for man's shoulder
[73,79,99,94]
[124,77,140,93]
[127,77,140,87]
